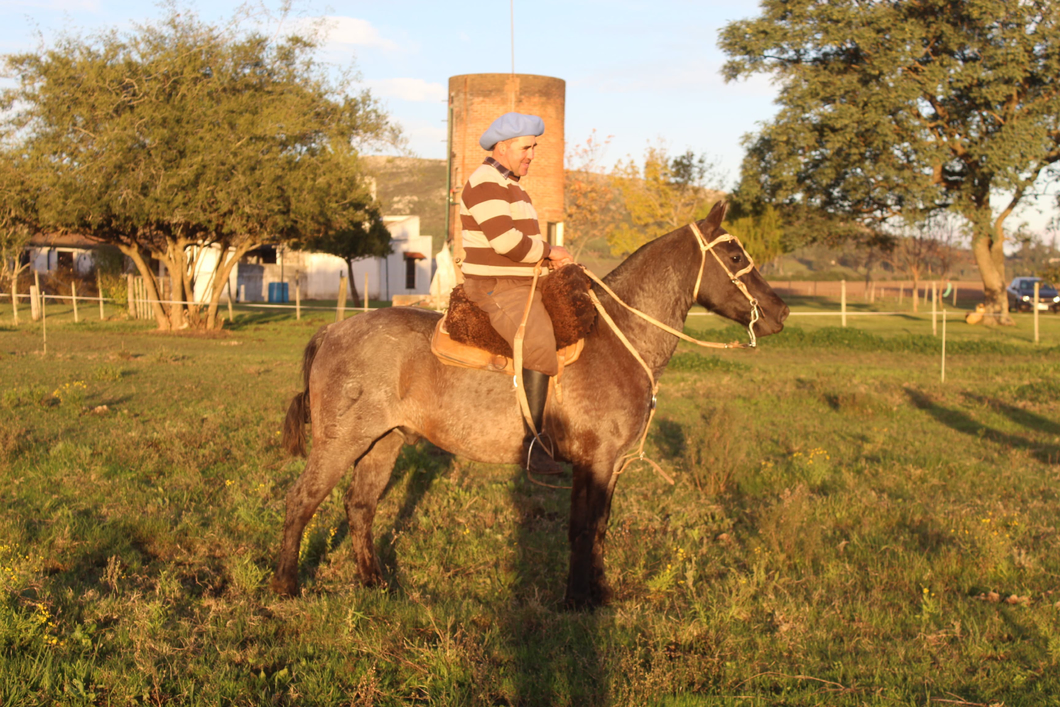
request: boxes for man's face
[494,136,537,177]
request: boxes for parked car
[1007,277,1060,312]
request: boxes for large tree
[720,0,1060,324]
[1,8,399,330]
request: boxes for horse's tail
[282,325,330,458]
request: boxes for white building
[25,215,434,303]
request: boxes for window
[56,251,74,269]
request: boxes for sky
[1,0,1056,234]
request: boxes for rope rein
[511,222,761,487]
[582,222,761,481]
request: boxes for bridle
[689,221,761,349]
[574,221,765,480]
[496,221,769,488]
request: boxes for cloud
[291,16,398,51]
[8,0,98,10]
[364,78,445,103]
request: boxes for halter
[689,222,761,349]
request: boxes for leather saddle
[430,264,597,376]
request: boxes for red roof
[28,233,106,249]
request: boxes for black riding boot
[521,368,563,475]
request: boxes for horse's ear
[703,200,728,231]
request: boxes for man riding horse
[457,112,574,475]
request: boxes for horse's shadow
[505,470,611,706]
[299,442,612,703]
[375,444,450,589]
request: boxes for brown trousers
[462,275,558,375]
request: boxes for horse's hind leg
[271,440,363,597]
[344,430,406,587]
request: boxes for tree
[607,144,724,256]
[292,202,392,308]
[563,130,618,260]
[1,7,399,330]
[720,0,1060,324]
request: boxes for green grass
[2,299,1060,705]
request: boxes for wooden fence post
[336,275,347,322]
[841,279,847,327]
[97,271,105,320]
[932,281,938,336]
[10,278,18,325]
[32,270,42,321]
[363,272,369,313]
[295,281,301,321]
[899,286,904,308]
[71,282,79,323]
[127,274,135,318]
[1034,280,1040,345]
[941,308,947,383]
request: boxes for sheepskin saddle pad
[444,264,596,357]
[430,265,597,375]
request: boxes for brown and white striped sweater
[459,158,551,278]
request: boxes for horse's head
[693,201,789,339]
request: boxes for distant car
[1007,277,1060,312]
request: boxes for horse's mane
[600,226,697,307]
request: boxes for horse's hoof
[270,574,299,597]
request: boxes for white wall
[26,214,435,304]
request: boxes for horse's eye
[731,254,742,263]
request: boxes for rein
[582,222,761,481]
[511,222,762,487]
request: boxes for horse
[272,201,789,608]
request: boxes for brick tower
[447,73,566,247]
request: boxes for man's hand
[547,245,574,269]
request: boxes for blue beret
[479,112,545,151]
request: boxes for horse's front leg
[565,460,621,609]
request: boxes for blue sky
[0,0,778,190]
[2,0,1056,233]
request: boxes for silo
[447,73,565,247]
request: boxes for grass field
[2,296,1060,706]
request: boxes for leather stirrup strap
[513,261,546,441]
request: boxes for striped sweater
[459,158,551,277]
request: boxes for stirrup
[525,434,564,476]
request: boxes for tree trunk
[161,243,186,330]
[206,242,257,329]
[118,244,170,330]
[971,232,1014,326]
[346,260,362,308]
[181,244,202,328]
